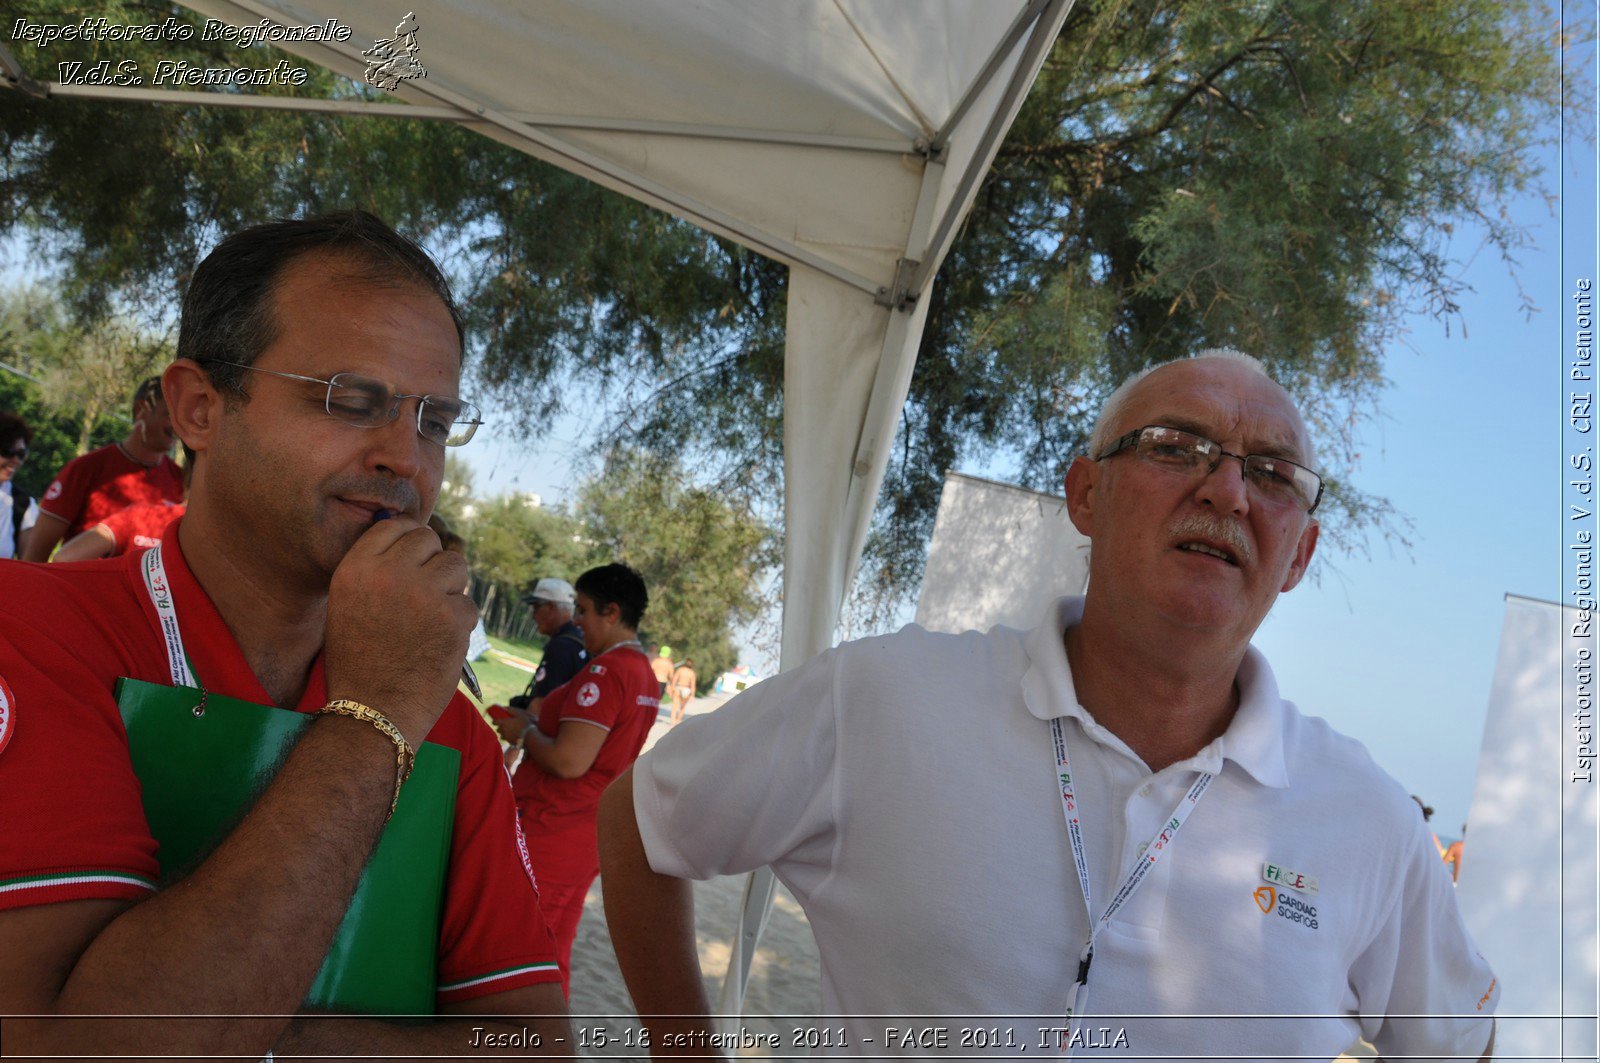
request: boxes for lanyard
[141,543,197,688]
[1050,716,1213,1055]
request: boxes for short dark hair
[131,376,163,416]
[575,562,649,630]
[0,412,31,450]
[177,209,464,398]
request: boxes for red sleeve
[558,667,626,731]
[36,453,92,527]
[0,569,160,910]
[432,695,562,1003]
[96,507,135,552]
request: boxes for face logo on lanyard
[0,674,14,760]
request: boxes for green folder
[115,678,460,1014]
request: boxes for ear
[1064,455,1099,537]
[162,360,224,455]
[1279,518,1320,593]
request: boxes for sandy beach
[565,691,823,1057]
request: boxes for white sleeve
[633,645,840,887]
[1352,823,1498,1061]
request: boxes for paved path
[486,647,540,673]
[641,689,734,754]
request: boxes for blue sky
[1249,69,1592,832]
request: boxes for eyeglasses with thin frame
[1096,425,1323,513]
[208,361,482,447]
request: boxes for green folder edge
[116,677,460,1015]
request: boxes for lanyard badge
[142,544,197,688]
[1050,716,1213,1057]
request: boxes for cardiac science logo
[1253,883,1320,931]
[0,673,14,760]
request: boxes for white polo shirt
[634,597,1497,1060]
[0,481,38,560]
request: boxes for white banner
[1454,594,1597,1061]
[915,471,1090,635]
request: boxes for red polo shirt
[96,502,187,556]
[39,444,184,538]
[517,646,659,876]
[0,520,560,1003]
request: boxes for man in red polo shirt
[22,377,184,562]
[49,499,187,561]
[0,212,568,1057]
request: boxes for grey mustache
[1169,514,1252,565]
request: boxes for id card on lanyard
[1050,716,1213,1057]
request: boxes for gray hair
[1087,348,1316,469]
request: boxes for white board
[1454,594,1597,1061]
[914,471,1090,634]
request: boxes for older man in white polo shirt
[599,349,1497,1060]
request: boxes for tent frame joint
[874,257,922,310]
[912,136,949,164]
[0,42,48,99]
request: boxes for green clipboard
[116,677,460,1014]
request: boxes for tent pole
[910,0,1075,298]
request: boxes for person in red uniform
[22,377,184,561]
[0,211,569,1057]
[515,562,659,995]
[50,499,187,561]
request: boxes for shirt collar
[145,519,328,712]
[1020,595,1290,788]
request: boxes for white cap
[522,577,575,606]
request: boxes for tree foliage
[0,0,1577,618]
[0,286,160,496]
[456,491,598,640]
[577,449,777,687]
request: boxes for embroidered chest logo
[0,674,15,760]
[1254,861,1321,931]
[1262,861,1318,894]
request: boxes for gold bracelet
[318,699,415,821]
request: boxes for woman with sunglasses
[0,412,38,560]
